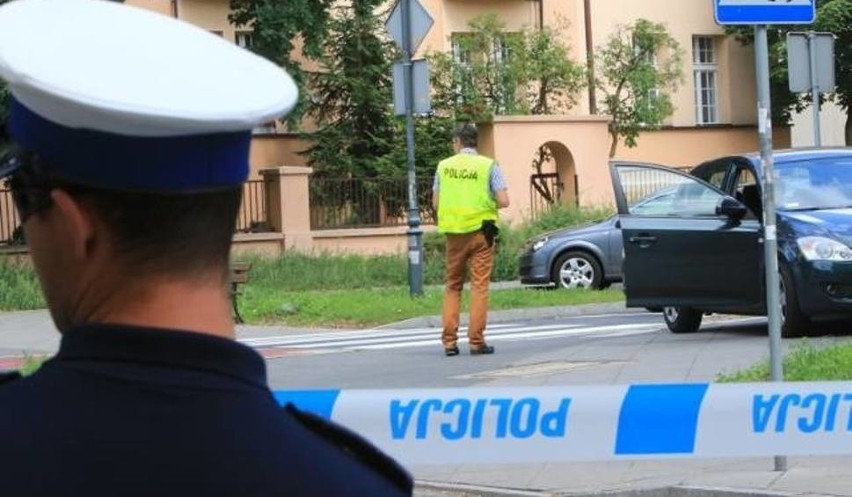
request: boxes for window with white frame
[451,32,516,113]
[451,33,475,106]
[693,36,718,125]
[236,31,254,49]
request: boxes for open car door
[610,161,763,327]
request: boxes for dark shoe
[444,346,460,357]
[470,344,495,355]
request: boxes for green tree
[301,0,403,225]
[428,13,585,121]
[0,0,8,132]
[522,22,587,115]
[375,115,455,222]
[229,0,333,128]
[596,19,684,157]
[303,0,396,180]
[816,0,852,143]
[727,0,852,144]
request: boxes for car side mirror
[716,196,747,221]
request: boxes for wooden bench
[229,261,252,324]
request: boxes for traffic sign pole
[808,32,822,146]
[401,0,424,297]
[755,24,786,473]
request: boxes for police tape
[273,382,852,465]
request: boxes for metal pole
[583,0,597,114]
[807,31,821,146]
[755,24,786,472]
[402,0,423,297]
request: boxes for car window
[733,167,757,193]
[617,165,725,217]
[630,188,677,215]
[691,160,730,190]
[775,157,852,210]
[732,166,761,219]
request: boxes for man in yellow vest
[432,123,510,356]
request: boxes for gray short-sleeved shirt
[433,148,507,196]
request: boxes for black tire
[662,306,702,334]
[645,307,663,313]
[551,251,604,290]
[780,264,809,338]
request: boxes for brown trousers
[441,230,494,349]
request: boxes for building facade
[122,0,793,231]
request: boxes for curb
[379,301,631,330]
[415,482,832,497]
[415,480,552,496]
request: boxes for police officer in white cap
[0,0,411,495]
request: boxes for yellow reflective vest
[436,153,498,234]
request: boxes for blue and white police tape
[274,383,852,465]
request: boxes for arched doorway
[529,141,576,217]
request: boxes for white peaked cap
[0,0,298,137]
[0,0,299,192]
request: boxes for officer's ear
[49,189,96,261]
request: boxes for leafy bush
[0,259,43,310]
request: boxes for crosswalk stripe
[243,322,663,352]
[351,324,663,350]
[239,323,583,348]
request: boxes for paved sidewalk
[2,307,852,497]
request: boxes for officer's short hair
[452,123,478,148]
[79,187,241,279]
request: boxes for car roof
[696,147,852,174]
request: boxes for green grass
[0,204,620,327]
[241,286,624,328]
[717,341,852,382]
[0,260,44,311]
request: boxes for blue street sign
[715,0,816,25]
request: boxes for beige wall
[586,0,754,128]
[792,101,848,148]
[178,0,235,39]
[481,115,613,218]
[249,136,310,178]
[614,126,792,168]
[127,0,174,16]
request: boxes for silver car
[518,189,676,289]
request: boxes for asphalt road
[259,308,779,391]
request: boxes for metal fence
[530,173,563,218]
[617,166,692,205]
[0,187,22,246]
[0,180,269,246]
[236,180,269,233]
[309,176,436,230]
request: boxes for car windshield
[775,157,852,211]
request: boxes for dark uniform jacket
[0,324,412,496]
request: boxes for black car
[612,148,852,338]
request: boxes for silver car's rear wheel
[551,251,603,290]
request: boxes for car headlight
[532,238,549,251]
[797,236,852,261]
